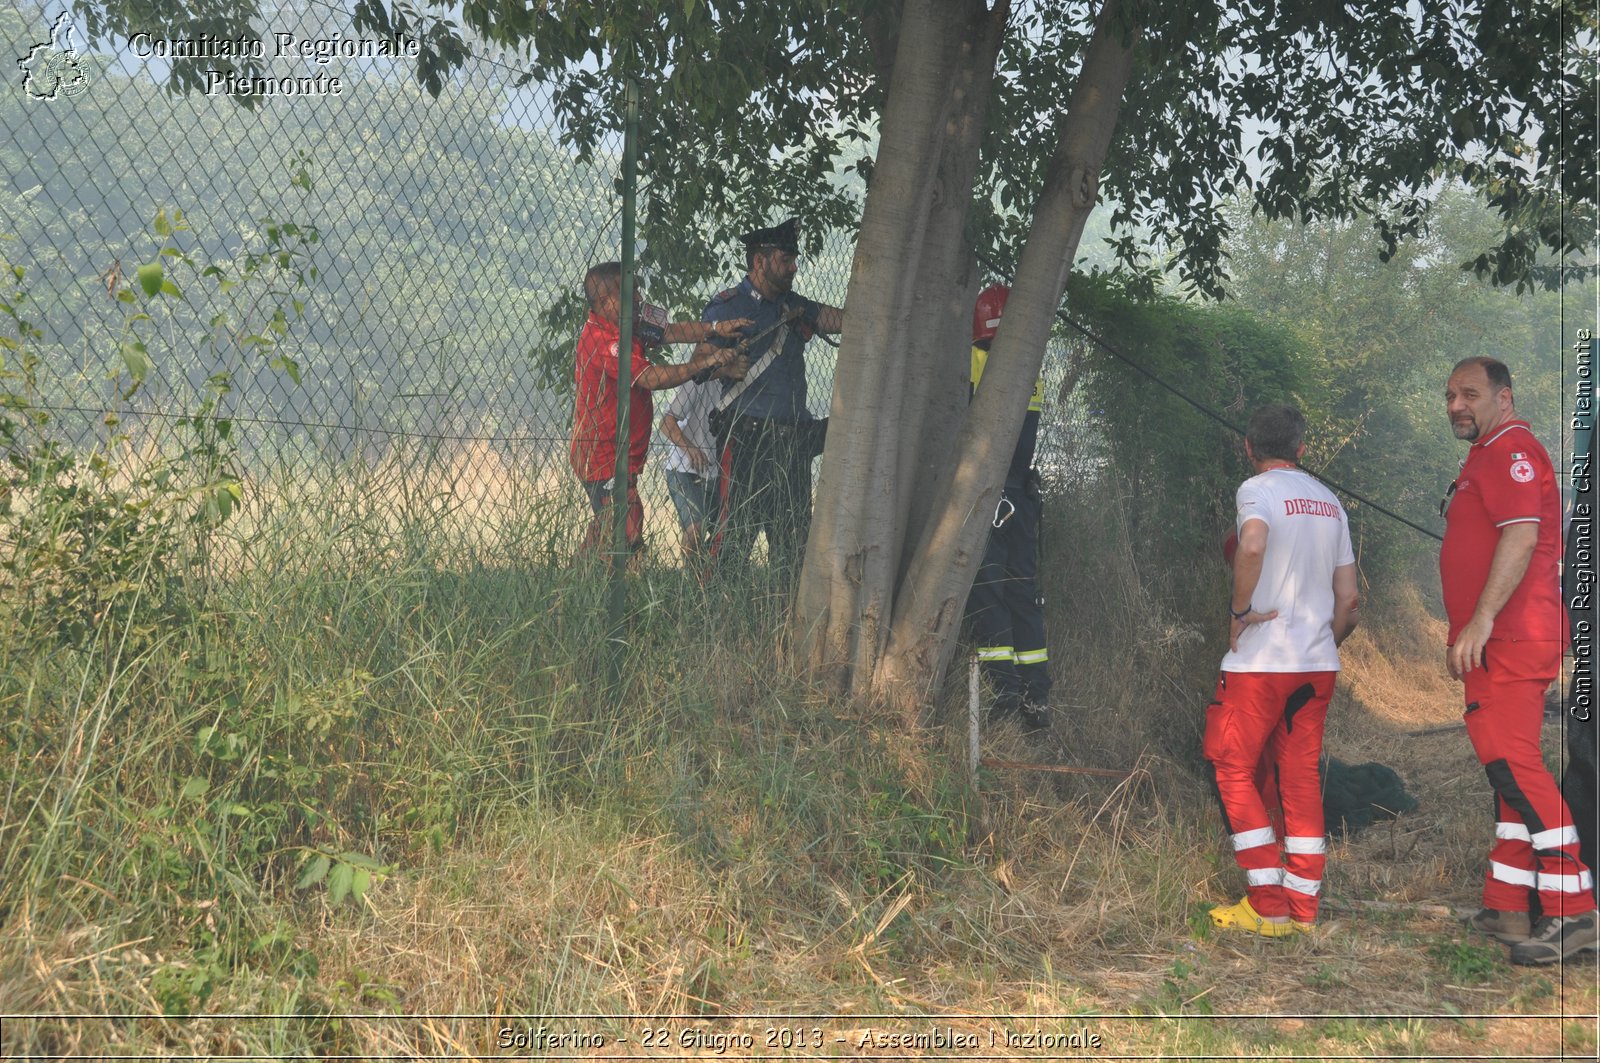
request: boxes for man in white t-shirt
[659,379,722,564]
[1205,404,1361,937]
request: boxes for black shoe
[1019,701,1050,735]
[988,690,1022,725]
[1509,912,1599,966]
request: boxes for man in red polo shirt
[570,262,749,556]
[1443,356,1596,965]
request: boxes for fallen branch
[1406,715,1562,738]
[1403,723,1467,738]
[1321,897,1465,920]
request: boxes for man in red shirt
[570,262,748,556]
[1443,356,1596,964]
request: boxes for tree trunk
[798,0,1140,721]
[873,2,1141,721]
[894,9,1008,577]
[796,0,999,694]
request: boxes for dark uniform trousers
[968,483,1052,710]
[716,414,822,578]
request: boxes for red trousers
[1462,640,1595,917]
[1204,671,1335,923]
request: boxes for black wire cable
[1054,309,1444,544]
[977,255,1444,543]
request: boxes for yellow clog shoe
[1208,897,1299,938]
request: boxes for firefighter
[966,283,1053,732]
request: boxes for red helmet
[972,283,1010,343]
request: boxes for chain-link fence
[2,0,1109,571]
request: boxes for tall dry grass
[2,451,1593,1060]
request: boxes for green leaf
[179,776,209,800]
[154,209,171,236]
[203,480,241,523]
[118,341,152,384]
[337,851,383,870]
[296,854,330,890]
[136,263,163,297]
[351,867,372,899]
[268,354,302,385]
[328,861,354,904]
[159,279,181,297]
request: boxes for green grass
[0,448,995,1053]
[1427,938,1507,985]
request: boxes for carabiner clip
[992,495,1016,529]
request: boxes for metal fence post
[607,79,640,691]
[968,654,981,777]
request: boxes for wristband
[1229,605,1252,620]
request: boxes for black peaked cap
[740,217,799,255]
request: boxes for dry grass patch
[1336,585,1458,730]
